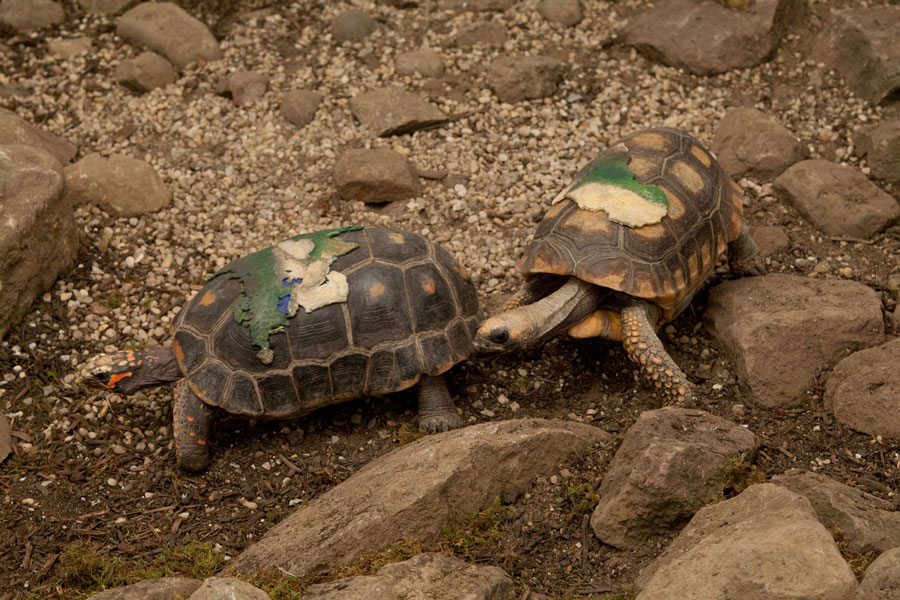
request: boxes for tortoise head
[474,312,538,353]
[79,349,182,394]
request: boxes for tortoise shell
[170,227,480,418]
[519,127,743,321]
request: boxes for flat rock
[437,0,515,11]
[857,547,900,600]
[88,577,202,599]
[704,274,884,408]
[115,52,176,93]
[826,338,900,439]
[750,225,790,257]
[456,22,507,47]
[395,49,445,78]
[188,578,267,600]
[591,407,759,550]
[65,153,172,217]
[636,484,857,599]
[230,419,611,579]
[280,89,323,127]
[816,7,900,105]
[332,8,376,43]
[771,469,900,556]
[856,120,900,183]
[117,2,222,70]
[349,87,447,137]
[0,107,77,165]
[79,0,134,14]
[624,0,803,76]
[538,0,583,26]
[303,553,514,600]
[712,107,808,180]
[217,71,268,106]
[334,148,421,204]
[774,160,900,239]
[0,0,64,32]
[47,37,93,59]
[0,145,79,341]
[486,55,566,104]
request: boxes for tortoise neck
[523,277,606,343]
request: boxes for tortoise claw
[418,413,461,434]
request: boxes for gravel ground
[1,0,899,598]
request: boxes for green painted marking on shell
[554,147,669,228]
[211,226,362,364]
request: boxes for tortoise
[82,226,480,471]
[474,127,764,405]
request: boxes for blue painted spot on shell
[282,276,303,286]
[277,294,291,314]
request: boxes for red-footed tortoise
[474,127,764,404]
[82,226,480,471]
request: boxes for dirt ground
[2,0,900,599]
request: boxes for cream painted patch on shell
[291,271,349,313]
[566,183,668,228]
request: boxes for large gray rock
[0,108,77,165]
[117,2,222,70]
[230,419,610,579]
[816,7,900,105]
[771,469,900,556]
[334,148,422,204]
[591,407,759,550]
[303,553,514,600]
[704,274,884,408]
[115,52,177,93]
[624,0,804,76]
[188,578,267,600]
[857,547,900,600]
[0,0,64,32]
[750,225,791,258]
[486,55,567,104]
[713,107,808,181]
[636,484,858,600]
[826,338,900,439]
[856,120,900,183]
[775,160,900,239]
[64,153,171,217]
[395,49,445,78]
[349,87,447,137]
[87,577,202,599]
[0,145,79,341]
[538,0,582,26]
[331,8,376,43]
[280,90,323,127]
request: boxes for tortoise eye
[488,329,510,345]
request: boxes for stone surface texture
[712,107,808,180]
[774,159,900,239]
[331,8,376,43]
[117,2,222,69]
[856,120,900,183]
[230,419,610,578]
[486,55,566,103]
[349,87,447,136]
[856,547,900,600]
[636,484,858,600]
[538,0,582,26]
[280,90,323,127]
[0,0,64,31]
[115,52,177,93]
[87,577,202,599]
[0,145,79,341]
[817,6,900,105]
[624,0,804,75]
[704,274,884,408]
[47,37,93,59]
[334,148,422,203]
[64,153,172,217]
[79,0,134,14]
[750,225,791,257]
[825,338,900,439]
[188,577,267,600]
[771,469,900,556]
[437,0,514,11]
[456,22,507,47]
[303,553,514,600]
[591,407,759,550]
[0,108,77,165]
[218,71,268,106]
[395,49,445,77]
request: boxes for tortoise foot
[418,412,462,434]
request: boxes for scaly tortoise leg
[417,374,461,434]
[728,224,766,277]
[621,299,694,406]
[173,380,217,471]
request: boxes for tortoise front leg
[621,299,694,406]
[728,224,766,277]
[173,381,217,471]
[416,374,461,434]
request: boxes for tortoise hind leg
[728,224,766,277]
[416,375,461,433]
[173,381,217,471]
[621,299,695,406]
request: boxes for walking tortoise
[82,227,480,470]
[474,127,764,404]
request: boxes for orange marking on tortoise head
[200,290,217,306]
[108,372,132,389]
[369,282,386,298]
[421,277,436,294]
[187,416,194,422]
[388,233,406,244]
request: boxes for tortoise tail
[80,347,183,394]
